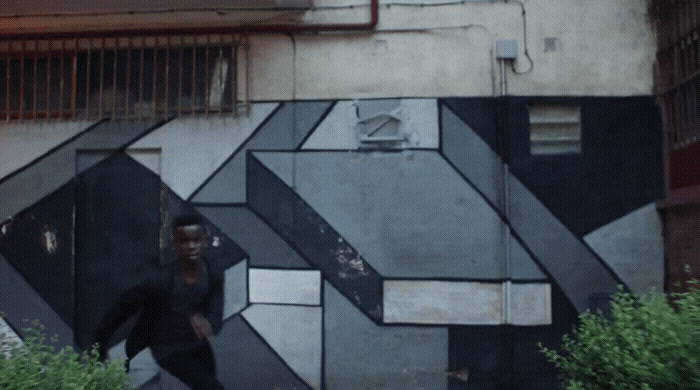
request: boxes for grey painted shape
[242,304,322,389]
[0,254,74,350]
[196,206,309,268]
[324,281,448,390]
[210,315,310,390]
[0,121,96,181]
[0,120,160,220]
[223,260,248,320]
[129,104,278,200]
[254,151,505,279]
[509,282,552,326]
[583,203,664,294]
[0,316,23,355]
[192,101,333,203]
[108,341,159,389]
[160,368,190,389]
[441,104,504,209]
[510,234,547,280]
[508,175,619,312]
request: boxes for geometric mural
[0,96,665,389]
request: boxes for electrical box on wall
[496,39,518,60]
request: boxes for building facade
[0,1,665,389]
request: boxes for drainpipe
[0,0,379,40]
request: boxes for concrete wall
[244,0,655,99]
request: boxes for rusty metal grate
[655,0,700,150]
[0,34,248,122]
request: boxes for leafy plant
[540,279,700,390]
[0,318,131,389]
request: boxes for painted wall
[0,96,664,389]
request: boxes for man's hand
[189,312,212,340]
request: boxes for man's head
[172,214,207,264]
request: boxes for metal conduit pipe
[0,0,379,40]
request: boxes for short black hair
[172,214,205,235]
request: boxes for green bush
[540,279,700,390]
[0,319,131,389]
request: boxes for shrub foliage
[0,319,130,389]
[540,280,700,390]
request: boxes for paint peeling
[41,225,58,255]
[352,290,361,304]
[0,222,9,236]
[334,245,370,279]
[212,236,221,247]
[446,368,470,383]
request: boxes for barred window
[0,35,245,121]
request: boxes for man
[94,214,225,390]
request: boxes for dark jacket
[93,257,224,360]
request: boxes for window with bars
[0,35,245,121]
[653,0,700,149]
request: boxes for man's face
[174,224,207,264]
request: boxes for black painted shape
[441,97,664,237]
[74,153,248,349]
[211,315,311,390]
[510,282,579,390]
[191,101,334,203]
[195,206,310,269]
[75,153,162,349]
[0,180,76,328]
[448,282,578,390]
[247,153,383,323]
[441,98,502,155]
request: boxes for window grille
[654,0,700,150]
[0,35,247,122]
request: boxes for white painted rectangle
[509,282,552,326]
[383,280,504,325]
[249,268,321,305]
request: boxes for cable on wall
[506,0,533,74]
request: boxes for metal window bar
[0,34,243,121]
[656,0,700,150]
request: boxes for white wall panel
[249,268,321,305]
[384,280,552,325]
[383,280,504,325]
